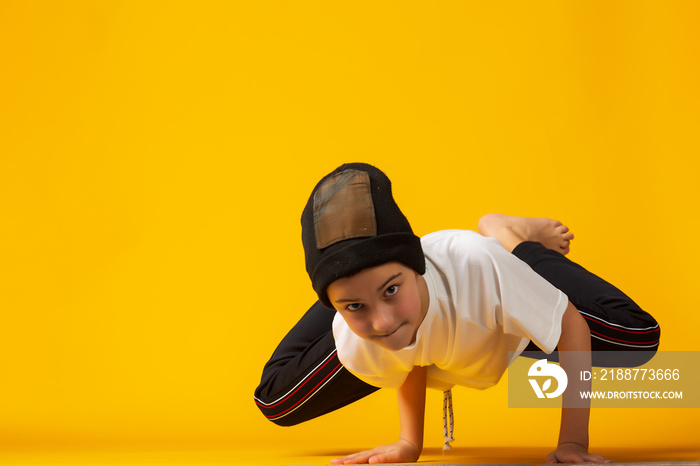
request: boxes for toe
[560,239,571,255]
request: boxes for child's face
[327,261,429,351]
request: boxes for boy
[254,163,660,464]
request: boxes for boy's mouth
[376,324,403,338]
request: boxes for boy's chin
[370,334,411,351]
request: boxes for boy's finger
[331,450,369,464]
[585,454,612,463]
[347,450,377,464]
[368,453,388,464]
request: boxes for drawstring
[442,389,455,450]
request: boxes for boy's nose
[371,304,395,334]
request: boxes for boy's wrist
[396,438,422,462]
[558,427,589,450]
[398,436,422,451]
[557,440,588,449]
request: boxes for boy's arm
[331,365,427,465]
[547,301,611,464]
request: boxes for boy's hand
[330,439,420,465]
[546,442,612,464]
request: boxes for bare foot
[477,213,574,254]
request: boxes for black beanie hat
[301,163,425,309]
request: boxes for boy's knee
[265,414,302,427]
[254,404,297,427]
[253,395,310,427]
[253,380,310,427]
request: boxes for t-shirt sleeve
[445,231,568,354]
[332,313,412,389]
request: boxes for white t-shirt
[332,230,569,391]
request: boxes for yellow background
[1,1,698,464]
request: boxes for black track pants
[253,301,379,426]
[515,241,660,366]
[254,241,660,426]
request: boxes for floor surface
[0,446,697,465]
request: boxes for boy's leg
[477,213,575,255]
[254,300,379,426]
[478,214,661,367]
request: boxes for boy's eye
[345,303,363,312]
[385,285,399,297]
